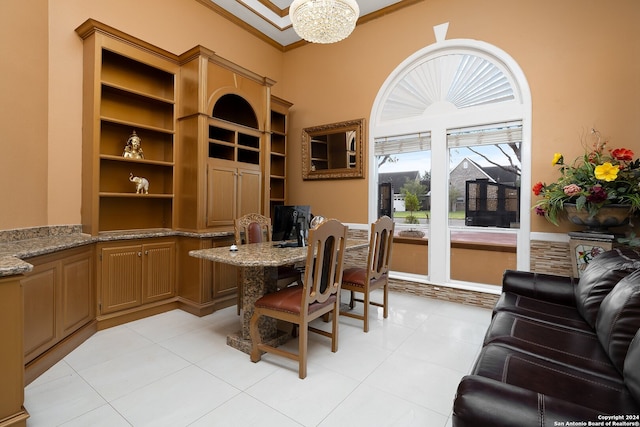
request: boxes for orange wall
[1,0,49,228]
[1,0,639,231]
[1,0,286,229]
[281,0,640,227]
[392,240,429,275]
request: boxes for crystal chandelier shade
[289,0,360,44]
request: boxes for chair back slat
[367,216,395,281]
[303,219,347,306]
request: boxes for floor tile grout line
[25,292,487,427]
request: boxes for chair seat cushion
[255,285,337,315]
[342,267,387,289]
[342,267,367,287]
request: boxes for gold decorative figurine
[123,130,144,159]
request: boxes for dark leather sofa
[453,247,640,426]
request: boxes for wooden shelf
[100,116,175,136]
[100,155,173,167]
[208,120,261,166]
[99,193,174,198]
[101,86,174,132]
[101,81,174,105]
[101,49,175,102]
[78,23,178,235]
[268,98,292,217]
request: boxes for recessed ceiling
[196,0,423,50]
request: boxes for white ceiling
[199,0,421,49]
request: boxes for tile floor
[24,290,492,427]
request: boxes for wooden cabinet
[177,236,238,316]
[268,96,292,217]
[0,274,28,427]
[22,246,94,364]
[76,20,179,234]
[176,47,292,232]
[75,23,293,234]
[98,240,175,315]
[210,237,239,301]
[206,116,263,227]
[0,276,29,427]
[206,160,261,227]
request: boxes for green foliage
[404,192,420,212]
[532,129,640,226]
[401,180,426,199]
[405,215,420,224]
[404,192,420,224]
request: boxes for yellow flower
[594,162,620,181]
[552,153,564,165]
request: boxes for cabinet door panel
[212,238,238,299]
[238,168,261,217]
[61,251,94,336]
[100,246,142,314]
[142,241,176,304]
[22,262,57,362]
[207,164,237,226]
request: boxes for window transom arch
[379,50,520,123]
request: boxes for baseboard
[96,299,180,330]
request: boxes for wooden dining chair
[234,213,302,315]
[341,215,395,332]
[249,218,348,379]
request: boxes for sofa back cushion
[575,247,640,328]
[624,329,640,404]
[596,270,640,374]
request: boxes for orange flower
[612,148,634,162]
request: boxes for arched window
[369,23,532,292]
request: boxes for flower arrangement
[532,129,640,226]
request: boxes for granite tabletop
[0,226,233,278]
[189,239,369,267]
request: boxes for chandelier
[289,0,360,44]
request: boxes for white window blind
[374,132,432,156]
[447,121,522,147]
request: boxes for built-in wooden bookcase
[269,96,293,218]
[208,119,262,165]
[76,20,179,235]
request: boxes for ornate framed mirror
[301,118,365,180]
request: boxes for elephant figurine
[129,173,149,194]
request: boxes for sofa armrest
[502,269,576,306]
[453,375,609,427]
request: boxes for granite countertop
[190,239,369,267]
[0,226,233,278]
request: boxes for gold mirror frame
[301,118,366,180]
